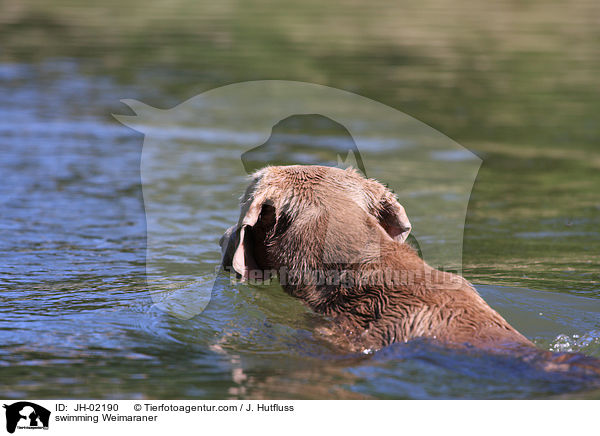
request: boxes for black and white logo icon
[3,402,50,434]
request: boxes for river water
[0,1,599,399]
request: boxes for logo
[3,402,50,434]
[114,80,481,319]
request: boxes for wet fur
[221,165,600,380]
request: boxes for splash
[550,331,600,356]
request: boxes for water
[1,1,599,399]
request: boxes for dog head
[221,165,411,281]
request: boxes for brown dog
[221,164,536,351]
[220,165,600,381]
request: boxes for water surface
[1,1,599,399]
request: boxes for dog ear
[219,225,238,270]
[376,190,411,243]
[359,177,411,243]
[232,192,276,280]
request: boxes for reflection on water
[1,0,599,398]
